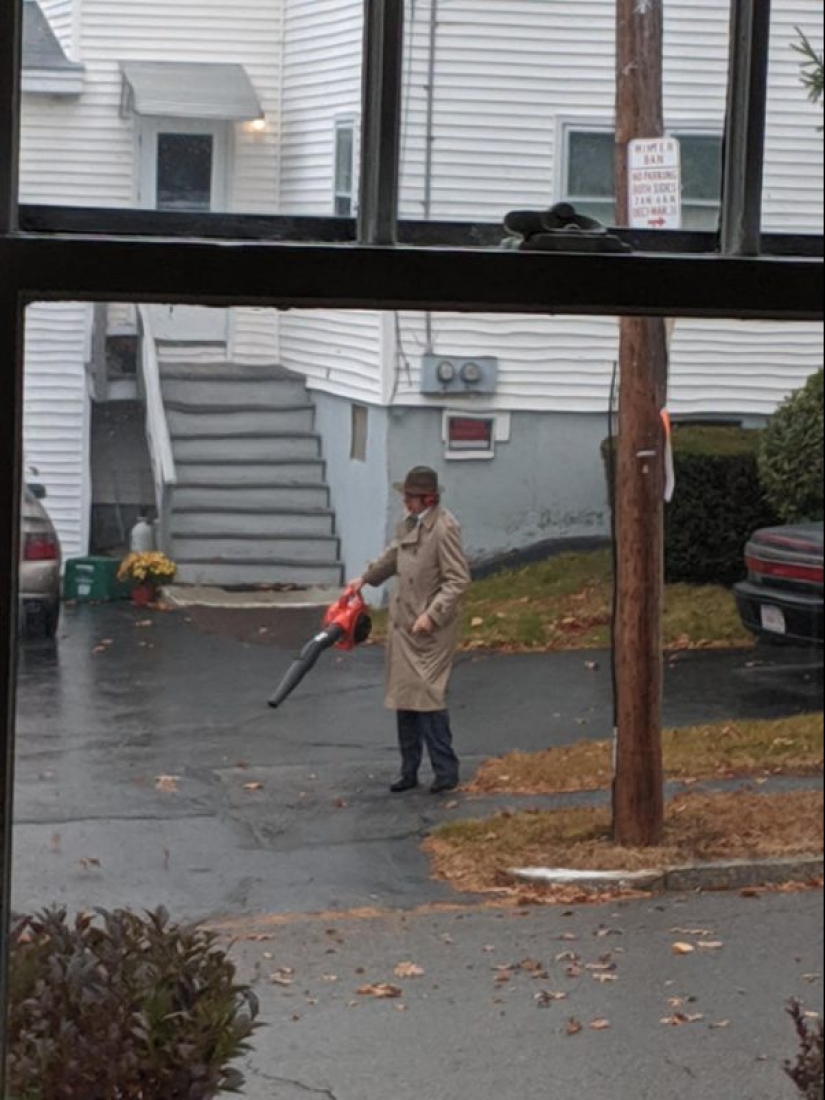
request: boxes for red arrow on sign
[647,218,667,228]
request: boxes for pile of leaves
[785,999,825,1099]
[7,907,261,1100]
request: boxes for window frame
[1,0,823,1079]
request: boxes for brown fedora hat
[393,465,444,496]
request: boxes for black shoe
[430,778,459,795]
[390,777,419,793]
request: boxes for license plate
[761,605,787,635]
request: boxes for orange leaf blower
[268,587,373,709]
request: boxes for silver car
[20,480,62,639]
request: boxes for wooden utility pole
[612,0,668,847]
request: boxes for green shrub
[603,425,780,586]
[7,907,261,1100]
[758,369,824,523]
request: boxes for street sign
[628,137,682,230]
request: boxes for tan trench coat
[363,506,471,712]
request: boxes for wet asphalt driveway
[11,600,823,923]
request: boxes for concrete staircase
[159,361,344,587]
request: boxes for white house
[20,0,824,585]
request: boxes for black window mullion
[358,0,404,245]
[721,0,772,255]
[0,290,24,1097]
[0,0,21,233]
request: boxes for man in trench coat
[351,466,471,794]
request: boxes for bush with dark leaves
[603,425,780,585]
[786,999,825,1100]
[759,368,824,524]
[6,907,260,1100]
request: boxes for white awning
[120,61,263,121]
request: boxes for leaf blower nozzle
[268,588,372,709]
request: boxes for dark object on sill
[503,202,632,254]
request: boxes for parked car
[20,479,62,639]
[734,521,824,647]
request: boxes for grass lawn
[468,714,825,795]
[424,713,824,897]
[367,548,754,651]
[424,790,824,895]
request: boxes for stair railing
[137,306,177,555]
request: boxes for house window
[564,127,724,231]
[350,402,368,462]
[334,121,356,217]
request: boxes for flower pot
[130,583,157,607]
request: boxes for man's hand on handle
[412,612,435,636]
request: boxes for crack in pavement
[248,1067,338,1099]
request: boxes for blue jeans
[396,710,460,784]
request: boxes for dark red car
[735,522,824,647]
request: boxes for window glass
[13,294,825,1094]
[400,0,734,229]
[763,9,824,234]
[18,0,363,217]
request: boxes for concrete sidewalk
[220,889,823,1100]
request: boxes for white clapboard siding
[668,321,825,414]
[23,303,92,560]
[232,309,282,364]
[763,10,825,232]
[392,312,824,417]
[20,0,281,209]
[279,310,385,401]
[279,0,363,214]
[276,1,380,396]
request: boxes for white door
[139,118,230,343]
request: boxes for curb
[509,856,825,894]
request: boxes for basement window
[443,412,496,460]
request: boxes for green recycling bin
[63,557,132,603]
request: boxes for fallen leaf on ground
[535,991,568,1007]
[357,983,403,1000]
[394,962,425,979]
[590,1019,612,1030]
[566,1018,584,1036]
[672,943,696,956]
[155,775,181,793]
[661,1013,705,1026]
[243,782,264,792]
